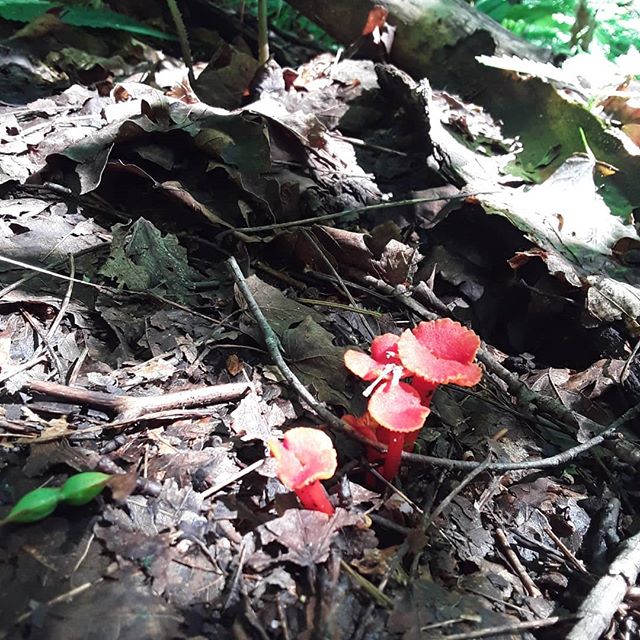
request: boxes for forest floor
[1,3,640,640]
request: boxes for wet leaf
[0,3,176,40]
[389,579,516,639]
[281,316,350,407]
[193,43,258,109]
[241,276,350,406]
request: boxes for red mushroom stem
[367,381,429,481]
[295,481,334,515]
[412,376,438,407]
[382,432,405,480]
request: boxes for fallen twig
[435,615,575,640]
[0,257,76,386]
[403,401,640,470]
[27,379,251,422]
[234,191,496,234]
[544,525,588,574]
[199,459,265,500]
[410,456,494,575]
[227,257,377,449]
[495,527,542,598]
[567,530,640,640]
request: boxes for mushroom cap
[344,333,405,381]
[370,333,401,363]
[269,427,337,490]
[368,381,429,433]
[397,319,481,387]
[343,349,384,381]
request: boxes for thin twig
[235,191,496,234]
[296,298,383,317]
[0,242,108,300]
[339,559,394,609]
[495,527,542,598]
[200,459,265,500]
[0,254,109,293]
[0,254,232,329]
[227,257,374,448]
[0,353,48,385]
[47,254,75,339]
[3,579,102,637]
[368,466,423,514]
[300,229,365,326]
[544,525,588,574]
[21,310,64,382]
[410,456,494,575]
[435,615,575,640]
[403,400,640,470]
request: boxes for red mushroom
[367,381,429,480]
[343,319,482,481]
[268,427,337,515]
[397,319,481,405]
[345,334,430,480]
[345,382,430,481]
[344,333,409,390]
[343,411,385,473]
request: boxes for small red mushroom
[268,427,337,515]
[367,381,429,480]
[398,318,481,404]
[345,334,430,480]
[344,333,408,388]
[344,319,482,482]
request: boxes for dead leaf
[257,508,361,566]
[99,218,198,303]
[226,354,244,376]
[230,388,295,442]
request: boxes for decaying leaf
[241,275,350,406]
[257,508,361,566]
[99,218,199,303]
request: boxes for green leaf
[62,6,175,40]
[60,472,111,506]
[1,487,62,524]
[0,1,175,40]
[0,0,52,22]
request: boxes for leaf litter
[0,2,640,639]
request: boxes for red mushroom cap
[368,381,430,433]
[343,350,386,382]
[369,333,401,364]
[344,333,406,382]
[269,427,337,490]
[397,319,481,387]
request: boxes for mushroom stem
[412,377,439,407]
[382,432,405,480]
[295,481,334,515]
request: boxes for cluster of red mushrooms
[268,319,482,515]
